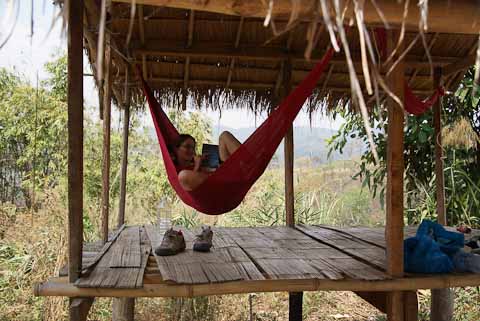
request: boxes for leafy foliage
[328,69,480,227]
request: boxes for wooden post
[113,93,135,321]
[113,298,134,321]
[68,1,87,320]
[117,103,130,228]
[283,59,294,227]
[386,29,405,321]
[430,67,454,321]
[289,292,303,321]
[67,0,84,285]
[70,298,94,321]
[101,34,112,244]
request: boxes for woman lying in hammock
[171,131,241,191]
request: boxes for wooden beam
[101,34,113,245]
[68,0,84,284]
[137,4,145,45]
[183,10,195,95]
[226,17,245,89]
[70,298,94,321]
[386,29,405,321]
[34,273,480,298]
[135,42,459,66]
[445,40,478,89]
[113,0,480,35]
[113,298,135,321]
[143,77,436,95]
[443,54,477,76]
[407,33,439,85]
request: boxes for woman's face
[175,138,195,164]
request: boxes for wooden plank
[145,225,262,284]
[76,226,150,289]
[296,225,387,272]
[109,226,141,268]
[82,225,126,273]
[113,0,480,35]
[67,0,84,284]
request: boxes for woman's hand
[193,154,207,171]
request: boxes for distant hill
[212,126,364,165]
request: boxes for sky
[0,0,344,131]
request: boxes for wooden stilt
[68,2,90,320]
[386,29,405,321]
[67,0,84,285]
[101,33,113,244]
[289,291,303,321]
[114,89,135,321]
[113,298,135,321]
[430,67,454,321]
[69,298,94,321]
[355,291,387,313]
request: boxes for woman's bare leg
[178,170,209,191]
[219,131,241,162]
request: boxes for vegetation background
[1,55,479,320]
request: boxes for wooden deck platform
[35,224,480,298]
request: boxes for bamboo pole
[67,0,84,284]
[282,59,294,227]
[430,67,454,321]
[35,273,480,298]
[101,33,113,244]
[117,101,130,228]
[386,29,405,321]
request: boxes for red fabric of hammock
[141,48,334,215]
[374,27,446,115]
[404,84,445,115]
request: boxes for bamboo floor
[35,223,480,298]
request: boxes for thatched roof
[82,0,480,113]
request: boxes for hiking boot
[193,226,213,252]
[154,228,186,256]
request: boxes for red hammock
[374,27,445,115]
[404,84,445,115]
[141,48,334,215]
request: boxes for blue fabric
[404,220,464,274]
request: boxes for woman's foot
[155,228,186,256]
[193,226,213,252]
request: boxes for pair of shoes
[154,226,213,256]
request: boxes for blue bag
[404,220,464,274]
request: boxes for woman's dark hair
[170,134,195,164]
[174,134,196,149]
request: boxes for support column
[113,91,135,321]
[117,103,130,229]
[67,0,84,285]
[68,0,86,320]
[386,29,406,321]
[101,34,112,244]
[289,292,303,321]
[283,59,294,227]
[430,67,454,321]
